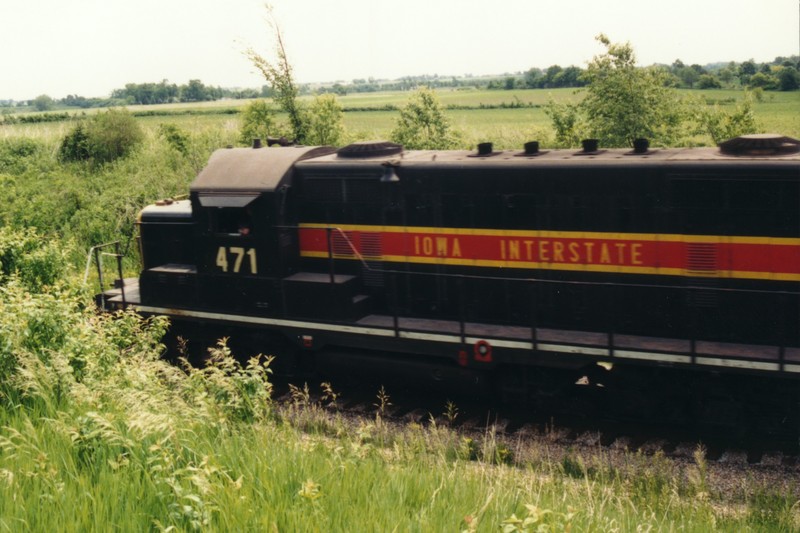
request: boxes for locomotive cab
[140,144,337,315]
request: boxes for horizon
[4,53,798,104]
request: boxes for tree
[696,74,722,89]
[246,6,308,143]
[390,87,460,150]
[677,66,700,88]
[33,94,54,111]
[777,67,800,91]
[718,64,737,87]
[524,68,544,88]
[155,80,179,103]
[306,94,344,146]
[558,66,585,87]
[747,72,777,90]
[544,65,563,88]
[738,60,757,85]
[182,79,209,102]
[549,34,685,147]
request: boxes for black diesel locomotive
[99,134,800,396]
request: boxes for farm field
[0,86,799,530]
[4,88,798,148]
[133,87,799,149]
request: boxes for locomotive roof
[191,145,335,194]
[297,145,800,168]
[189,140,798,200]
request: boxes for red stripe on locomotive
[298,225,800,280]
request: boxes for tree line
[490,55,800,92]
[317,55,800,94]
[5,52,796,113]
[109,79,269,105]
[1,80,271,112]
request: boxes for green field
[5,88,798,149]
[118,88,800,148]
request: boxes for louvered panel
[331,231,355,257]
[360,232,385,287]
[686,277,720,308]
[686,242,718,276]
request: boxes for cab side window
[211,208,253,235]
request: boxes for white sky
[1,0,798,100]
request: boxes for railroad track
[272,374,800,474]
[271,380,800,504]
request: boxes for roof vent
[515,141,549,157]
[718,134,800,156]
[337,140,403,159]
[625,138,656,156]
[468,142,499,157]
[575,138,604,155]
[582,139,599,152]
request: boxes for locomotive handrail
[84,241,125,309]
[372,268,795,369]
[323,226,373,283]
[82,241,119,285]
[328,227,373,268]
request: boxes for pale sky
[1,0,798,101]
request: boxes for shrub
[698,93,759,144]
[307,94,345,146]
[238,99,276,145]
[59,109,144,164]
[58,122,91,162]
[0,227,67,292]
[158,123,190,155]
[0,137,47,173]
[544,99,584,147]
[391,87,461,150]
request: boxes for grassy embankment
[0,87,798,529]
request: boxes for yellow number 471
[216,246,258,274]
